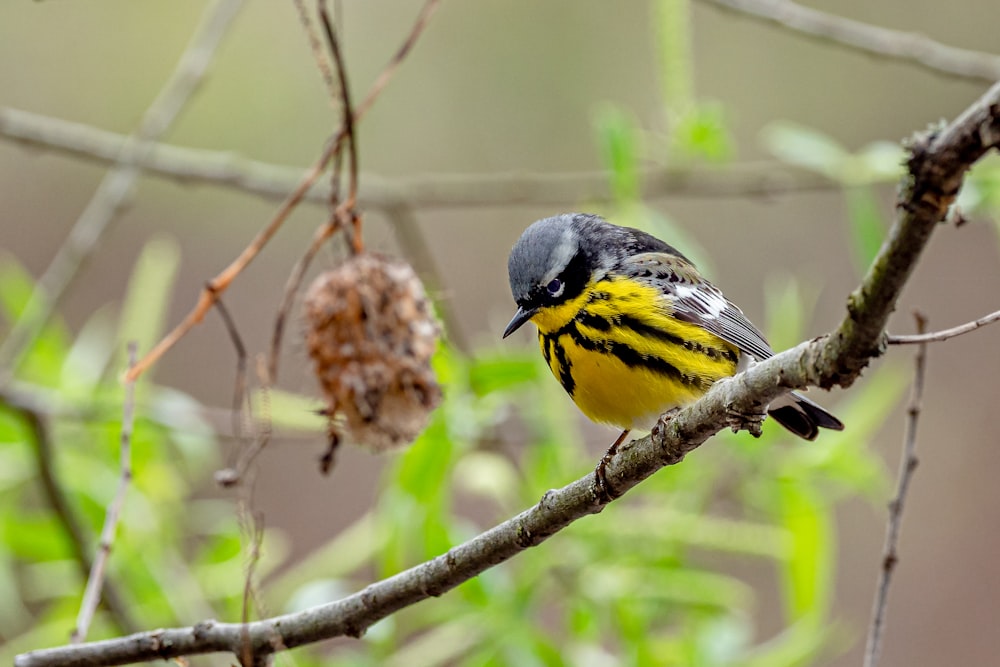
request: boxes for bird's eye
[546,278,563,296]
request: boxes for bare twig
[0,0,243,370]
[238,508,266,667]
[319,0,362,253]
[16,76,1000,667]
[268,220,340,382]
[71,343,139,643]
[292,0,340,104]
[367,0,441,106]
[888,308,1000,344]
[211,294,250,441]
[697,0,1000,83]
[863,313,929,667]
[125,0,441,383]
[0,106,849,206]
[235,358,271,666]
[215,355,275,488]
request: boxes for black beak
[502,306,537,339]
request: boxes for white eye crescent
[546,278,564,297]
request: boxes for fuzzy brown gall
[304,253,441,454]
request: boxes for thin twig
[0,0,243,371]
[863,313,929,667]
[697,0,1000,83]
[319,1,362,253]
[217,354,275,488]
[211,294,250,441]
[888,308,1000,344]
[237,358,271,665]
[268,220,340,382]
[292,0,340,104]
[71,343,139,644]
[0,105,848,206]
[125,0,441,383]
[362,0,442,116]
[239,508,266,666]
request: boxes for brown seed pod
[303,253,441,455]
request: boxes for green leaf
[0,255,71,385]
[468,351,541,396]
[0,422,33,491]
[654,0,694,113]
[855,141,905,181]
[116,235,180,375]
[762,122,848,178]
[577,506,792,559]
[252,388,326,432]
[775,479,832,622]
[394,414,453,503]
[2,513,75,561]
[763,274,815,354]
[594,104,642,205]
[584,563,753,610]
[671,103,733,162]
[60,303,117,395]
[743,616,836,667]
[453,451,519,509]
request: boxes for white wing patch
[672,284,727,318]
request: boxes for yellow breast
[532,276,739,430]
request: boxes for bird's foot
[594,429,630,504]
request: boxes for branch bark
[0,106,845,209]
[15,78,1000,667]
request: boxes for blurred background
[2,1,999,665]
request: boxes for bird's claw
[592,429,630,504]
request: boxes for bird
[503,213,842,489]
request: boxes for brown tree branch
[697,0,1000,83]
[15,78,1000,667]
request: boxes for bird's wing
[625,252,775,361]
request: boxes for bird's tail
[767,392,844,441]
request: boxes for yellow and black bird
[503,213,842,452]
